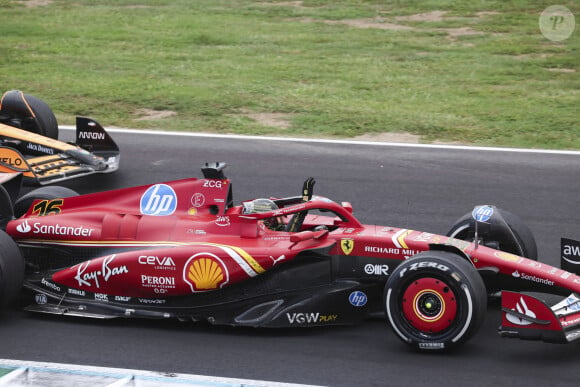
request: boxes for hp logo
[140,184,177,216]
[349,291,367,307]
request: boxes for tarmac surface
[1,129,579,386]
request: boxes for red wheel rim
[401,277,457,333]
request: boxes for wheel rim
[401,277,458,333]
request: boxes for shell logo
[183,253,229,292]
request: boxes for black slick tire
[14,186,79,218]
[22,93,59,139]
[384,251,486,351]
[0,229,24,308]
[447,209,537,260]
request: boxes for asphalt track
[1,129,579,386]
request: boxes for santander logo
[506,297,536,326]
[16,220,31,233]
[14,220,95,237]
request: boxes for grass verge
[0,0,578,149]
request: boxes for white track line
[60,126,580,156]
[0,359,322,387]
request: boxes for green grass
[0,0,578,149]
[0,368,12,377]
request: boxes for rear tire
[0,230,24,308]
[14,186,79,218]
[384,251,486,351]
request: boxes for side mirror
[290,229,329,243]
[341,202,353,213]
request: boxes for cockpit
[235,195,360,234]
[202,162,362,234]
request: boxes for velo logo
[140,184,177,216]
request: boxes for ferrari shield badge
[340,239,354,255]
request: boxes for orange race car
[0,90,119,185]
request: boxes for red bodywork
[5,174,580,341]
[7,176,580,297]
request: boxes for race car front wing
[0,117,119,184]
[499,291,580,343]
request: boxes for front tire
[0,91,59,139]
[384,251,486,351]
[447,208,537,260]
[22,93,59,139]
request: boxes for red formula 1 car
[0,163,578,351]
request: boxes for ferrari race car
[0,163,578,352]
[0,90,119,184]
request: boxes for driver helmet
[242,198,278,215]
[242,199,281,230]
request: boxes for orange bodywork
[0,122,107,182]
